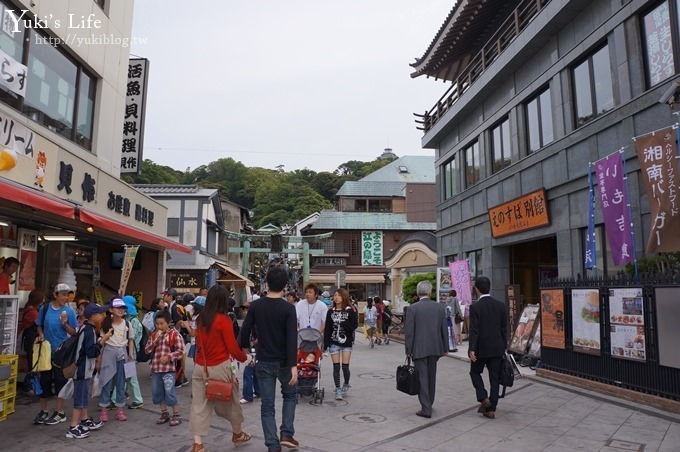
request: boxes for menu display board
[508,304,539,354]
[571,289,601,355]
[540,289,565,349]
[609,288,645,361]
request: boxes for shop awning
[211,262,254,288]
[78,208,192,254]
[0,178,75,219]
[308,273,386,284]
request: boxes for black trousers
[469,356,502,411]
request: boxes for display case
[0,296,19,355]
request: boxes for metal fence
[539,272,680,401]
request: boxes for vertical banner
[118,245,139,295]
[540,289,566,349]
[449,260,473,307]
[436,267,452,303]
[571,288,601,355]
[585,164,597,270]
[17,229,37,291]
[594,152,635,266]
[634,127,680,253]
[120,58,149,174]
[361,231,383,265]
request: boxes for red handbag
[199,333,233,401]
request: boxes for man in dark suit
[405,280,448,418]
[468,276,508,419]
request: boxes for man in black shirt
[240,267,298,451]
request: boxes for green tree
[122,159,183,184]
[401,272,436,303]
[253,181,331,228]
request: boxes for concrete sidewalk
[1,332,679,451]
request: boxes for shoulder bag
[199,330,233,402]
[396,356,420,396]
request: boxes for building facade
[306,156,437,301]
[414,0,680,304]
[0,1,189,309]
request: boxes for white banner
[361,231,383,266]
[118,245,139,295]
[120,58,149,174]
[0,48,27,97]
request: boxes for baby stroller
[296,328,324,404]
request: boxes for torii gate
[225,231,332,282]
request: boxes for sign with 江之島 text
[488,189,550,238]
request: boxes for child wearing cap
[98,297,134,422]
[66,303,111,439]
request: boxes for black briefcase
[396,357,420,395]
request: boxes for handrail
[417,0,551,133]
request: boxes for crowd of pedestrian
[17,268,508,451]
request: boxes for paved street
[2,333,679,451]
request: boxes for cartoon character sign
[34,151,46,188]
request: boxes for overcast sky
[130,1,453,173]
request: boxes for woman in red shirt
[189,285,251,452]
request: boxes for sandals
[156,410,170,424]
[232,431,252,445]
[169,413,182,427]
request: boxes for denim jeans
[255,361,296,448]
[151,372,178,406]
[242,365,260,401]
[99,360,126,408]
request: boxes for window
[573,45,614,127]
[466,250,483,277]
[353,199,367,212]
[368,199,391,212]
[643,1,676,86]
[464,141,481,187]
[167,218,180,236]
[0,3,97,150]
[526,88,554,153]
[442,155,458,200]
[491,118,511,172]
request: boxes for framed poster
[540,289,566,349]
[608,288,645,361]
[436,267,452,304]
[508,304,539,354]
[656,287,680,369]
[571,289,601,355]
[18,229,38,291]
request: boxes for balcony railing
[415,0,551,133]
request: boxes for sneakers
[280,436,299,448]
[99,407,109,422]
[44,411,67,425]
[65,425,90,439]
[341,384,351,394]
[115,407,127,421]
[239,398,252,404]
[127,401,144,409]
[33,410,49,425]
[334,388,343,400]
[80,417,103,431]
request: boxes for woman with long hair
[323,288,358,401]
[189,285,251,452]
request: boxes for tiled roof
[359,156,435,183]
[310,211,436,231]
[337,181,405,197]
[133,184,218,197]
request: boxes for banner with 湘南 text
[448,260,473,307]
[634,127,680,253]
[361,231,383,266]
[594,152,635,266]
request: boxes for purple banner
[449,260,473,306]
[595,152,635,266]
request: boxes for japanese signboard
[118,245,139,295]
[571,289,601,355]
[643,2,674,86]
[594,152,635,265]
[0,47,27,97]
[608,288,645,362]
[448,260,473,307]
[540,289,565,349]
[488,189,550,238]
[65,245,94,271]
[508,304,539,355]
[120,58,149,175]
[634,127,680,253]
[18,228,37,291]
[169,272,204,290]
[0,113,35,157]
[361,231,383,266]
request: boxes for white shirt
[296,300,328,331]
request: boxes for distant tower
[378,147,397,160]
